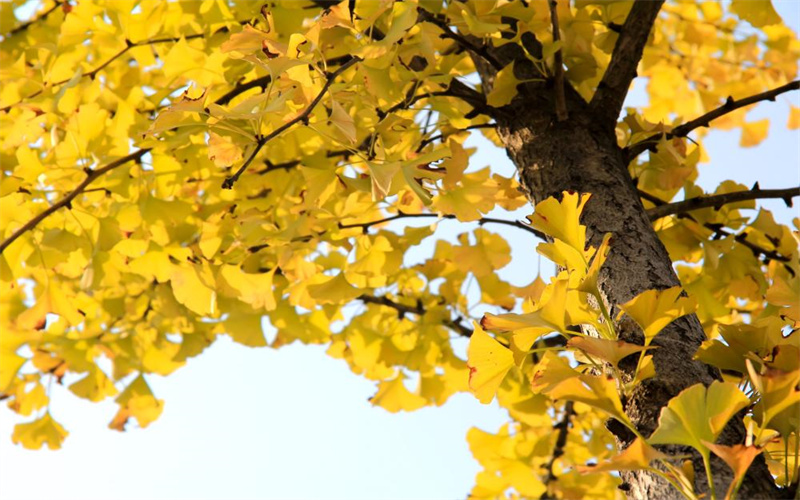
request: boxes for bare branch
[357,294,474,337]
[0,31,209,113]
[338,212,546,240]
[639,189,792,264]
[627,80,800,160]
[222,56,362,189]
[648,186,800,221]
[549,0,568,122]
[417,9,503,71]
[5,1,63,37]
[540,401,575,500]
[0,149,148,254]
[590,0,664,127]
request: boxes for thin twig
[540,401,575,500]
[418,123,496,150]
[639,189,792,263]
[222,56,361,189]
[5,0,63,37]
[417,9,503,71]
[337,212,546,239]
[549,0,568,122]
[0,149,148,254]
[627,80,800,160]
[357,294,474,337]
[648,186,800,221]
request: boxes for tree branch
[222,56,361,189]
[5,0,63,37]
[540,401,575,500]
[590,0,664,127]
[215,54,354,107]
[648,186,800,221]
[0,31,210,113]
[639,189,792,264]
[357,294,474,337]
[0,149,148,254]
[549,0,568,122]
[417,9,503,71]
[338,212,546,240]
[627,80,800,160]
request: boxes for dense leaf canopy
[0,1,798,498]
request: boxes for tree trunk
[472,41,780,499]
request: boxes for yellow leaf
[486,62,520,107]
[12,413,68,450]
[703,442,763,500]
[618,286,696,343]
[69,367,118,402]
[329,100,356,144]
[221,25,270,55]
[527,191,591,253]
[370,374,427,412]
[740,119,769,147]
[788,106,800,130]
[547,374,633,428]
[649,381,750,454]
[220,265,277,311]
[109,376,164,431]
[225,313,267,347]
[482,277,568,334]
[746,360,800,432]
[467,323,514,404]
[730,0,782,27]
[567,337,649,369]
[208,132,243,167]
[170,264,217,316]
[366,160,401,200]
[577,438,667,474]
[307,273,362,305]
[162,38,207,81]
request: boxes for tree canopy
[1,1,799,499]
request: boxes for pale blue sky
[1,2,798,500]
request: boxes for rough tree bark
[469,2,781,498]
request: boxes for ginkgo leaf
[547,374,634,429]
[109,376,164,431]
[329,100,356,143]
[577,438,667,474]
[12,413,69,450]
[740,119,769,147]
[567,337,650,369]
[225,313,267,348]
[370,374,428,412]
[703,441,763,500]
[208,132,243,167]
[307,273,362,305]
[530,351,578,394]
[366,160,401,200]
[486,62,520,108]
[220,265,277,311]
[649,381,750,454]
[527,191,591,253]
[789,106,800,130]
[170,265,217,316]
[746,360,800,432]
[618,286,696,342]
[69,367,118,402]
[730,0,782,27]
[467,324,514,404]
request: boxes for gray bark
[470,31,781,500]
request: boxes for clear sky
[1,3,799,500]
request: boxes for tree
[0,0,798,498]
